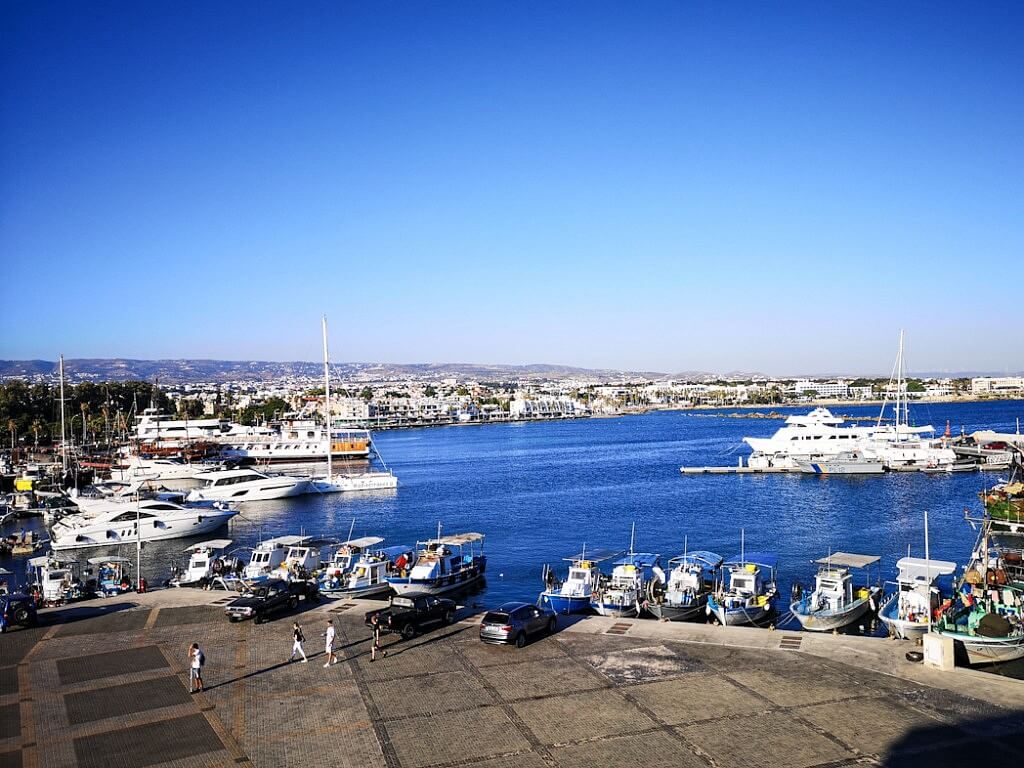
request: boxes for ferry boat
[538,548,619,615]
[50,497,237,550]
[322,544,413,598]
[791,553,882,632]
[591,553,662,618]
[186,468,312,502]
[169,539,237,587]
[387,531,486,596]
[877,557,956,641]
[646,549,722,622]
[707,543,779,626]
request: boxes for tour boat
[169,539,237,587]
[216,419,372,463]
[186,468,312,502]
[321,544,414,598]
[707,540,779,626]
[877,557,956,641]
[25,553,84,605]
[791,553,882,632]
[241,535,312,581]
[538,547,619,615]
[646,549,722,622]
[387,530,486,596]
[591,552,662,618]
[50,498,237,550]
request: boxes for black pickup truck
[225,579,319,623]
[365,592,456,639]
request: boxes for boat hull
[311,473,398,494]
[320,582,393,599]
[647,594,708,622]
[52,511,236,551]
[707,596,774,626]
[591,601,638,618]
[189,480,311,502]
[790,596,873,632]
[877,593,929,641]
[796,461,885,475]
[935,632,1024,665]
[388,559,486,596]
[539,592,591,615]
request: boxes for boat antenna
[437,520,442,542]
[322,315,332,481]
[346,517,356,544]
[629,521,635,556]
[581,542,586,561]
[683,535,688,559]
[59,354,68,474]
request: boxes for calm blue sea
[5,400,1023,624]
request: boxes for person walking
[322,619,337,667]
[370,613,387,662]
[189,643,205,693]
[289,621,308,663]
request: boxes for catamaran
[791,552,882,632]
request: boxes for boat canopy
[261,535,310,548]
[343,536,385,549]
[184,539,233,553]
[895,557,956,583]
[813,553,879,569]
[669,551,723,568]
[377,545,413,560]
[564,547,620,563]
[614,553,660,568]
[432,533,484,546]
[724,552,778,570]
[87,556,133,565]
[27,555,76,568]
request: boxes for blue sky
[2,2,1021,374]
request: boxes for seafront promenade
[2,589,1022,768]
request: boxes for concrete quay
[1,588,1023,768]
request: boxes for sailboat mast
[629,521,635,555]
[741,528,745,564]
[322,315,332,480]
[923,509,931,629]
[59,354,67,473]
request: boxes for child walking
[189,643,205,693]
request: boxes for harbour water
[5,400,1023,622]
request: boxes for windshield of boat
[568,569,589,581]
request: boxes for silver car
[479,601,556,647]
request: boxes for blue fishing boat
[707,535,778,626]
[539,547,619,615]
[387,529,486,596]
[791,552,882,632]
[647,548,722,621]
[591,552,661,618]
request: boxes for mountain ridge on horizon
[0,359,1017,385]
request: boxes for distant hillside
[0,358,674,384]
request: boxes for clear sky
[2,2,1021,375]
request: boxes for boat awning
[184,539,233,553]
[564,547,620,563]
[971,430,1024,447]
[261,535,310,547]
[669,551,723,568]
[87,556,133,565]
[434,533,485,546]
[814,553,880,569]
[377,545,413,560]
[725,552,778,570]
[343,536,385,548]
[895,557,957,583]
[26,556,50,568]
[614,552,660,568]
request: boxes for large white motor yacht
[51,498,237,550]
[216,419,372,463]
[187,468,312,502]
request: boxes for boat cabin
[722,553,778,600]
[243,535,308,579]
[892,556,956,621]
[87,556,133,596]
[326,536,386,575]
[181,538,233,583]
[26,555,82,604]
[665,551,722,600]
[608,553,660,590]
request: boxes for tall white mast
[322,315,332,480]
[59,354,68,473]
[923,509,931,630]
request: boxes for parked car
[364,592,456,640]
[480,602,556,647]
[0,593,39,633]
[225,580,318,623]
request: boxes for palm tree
[31,419,42,449]
[7,419,15,451]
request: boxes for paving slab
[64,676,189,725]
[584,643,706,684]
[0,705,19,740]
[385,705,530,768]
[628,672,767,725]
[476,656,605,700]
[551,730,707,768]
[369,669,495,720]
[512,688,658,745]
[56,645,168,685]
[0,669,17,697]
[725,666,862,707]
[678,711,855,768]
[72,713,227,768]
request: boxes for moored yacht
[186,468,312,502]
[50,498,237,550]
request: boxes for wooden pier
[680,465,799,474]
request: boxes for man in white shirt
[323,619,337,667]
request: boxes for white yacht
[186,468,312,502]
[216,419,372,463]
[109,455,201,484]
[50,498,237,550]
